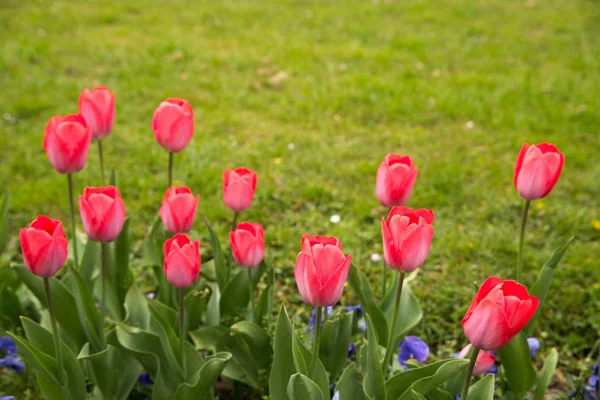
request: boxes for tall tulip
[376,154,418,208]
[223,167,257,216]
[159,186,199,234]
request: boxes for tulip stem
[97,140,105,184]
[381,258,388,303]
[247,269,254,322]
[460,347,481,400]
[231,211,238,232]
[382,272,405,373]
[100,242,106,340]
[309,306,323,380]
[179,288,186,379]
[67,174,79,268]
[44,278,66,389]
[516,200,531,282]
[168,152,173,187]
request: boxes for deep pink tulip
[381,206,434,273]
[514,143,564,201]
[78,86,116,140]
[19,216,68,278]
[43,114,92,174]
[164,234,201,289]
[294,234,352,307]
[159,186,199,234]
[151,98,194,153]
[462,277,539,351]
[456,344,497,376]
[376,154,418,207]
[78,186,126,243]
[230,222,264,268]
[222,168,258,212]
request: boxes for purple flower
[137,373,153,385]
[0,336,25,373]
[347,342,356,358]
[345,305,363,318]
[590,361,599,391]
[398,336,429,369]
[527,337,540,359]
[1,396,15,400]
[0,337,17,355]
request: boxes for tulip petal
[294,252,320,306]
[463,299,510,351]
[311,244,345,282]
[320,255,352,306]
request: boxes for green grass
[1,0,599,389]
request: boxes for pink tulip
[376,154,418,207]
[514,143,564,201]
[159,186,199,234]
[19,216,69,278]
[78,186,126,243]
[43,114,92,174]
[164,234,201,289]
[381,206,434,273]
[222,168,258,212]
[456,344,497,376]
[230,222,265,268]
[151,98,194,153]
[462,277,539,351]
[294,234,352,307]
[78,86,116,140]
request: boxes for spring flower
[397,336,429,369]
[78,86,116,140]
[163,234,201,289]
[43,114,92,174]
[19,216,68,278]
[0,337,25,373]
[455,344,497,376]
[514,143,564,200]
[376,154,418,207]
[152,98,194,153]
[159,186,199,234]
[79,186,126,243]
[222,168,258,212]
[230,222,265,268]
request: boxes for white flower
[288,143,295,150]
[330,214,341,224]
[370,253,382,263]
[466,121,474,129]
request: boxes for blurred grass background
[0,0,599,391]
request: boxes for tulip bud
[19,216,68,277]
[222,168,258,212]
[78,86,116,140]
[462,277,539,351]
[43,114,92,174]
[381,206,434,272]
[159,186,199,234]
[230,222,265,268]
[514,143,564,201]
[376,154,418,207]
[294,234,352,307]
[151,98,194,153]
[78,186,126,243]
[163,234,201,289]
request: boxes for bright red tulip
[462,277,539,351]
[223,168,257,212]
[78,186,126,243]
[164,234,201,289]
[294,234,352,307]
[43,114,92,174]
[159,186,199,234]
[78,86,116,140]
[376,154,418,207]
[230,222,264,268]
[152,98,194,153]
[19,216,68,278]
[381,206,434,273]
[514,143,564,201]
[456,344,497,376]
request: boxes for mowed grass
[1,0,599,380]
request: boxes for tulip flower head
[294,235,352,307]
[230,222,265,268]
[222,167,258,212]
[163,234,201,289]
[79,186,126,243]
[78,86,116,140]
[376,154,418,207]
[455,344,497,376]
[152,98,194,153]
[514,142,564,201]
[462,277,539,351]
[43,114,92,174]
[159,186,199,234]
[19,216,68,278]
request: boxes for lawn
[1,0,599,393]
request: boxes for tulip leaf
[524,236,575,335]
[0,286,21,330]
[496,333,536,397]
[534,348,558,400]
[255,260,274,325]
[270,306,298,400]
[113,218,134,306]
[290,329,331,398]
[79,238,98,287]
[399,359,469,400]
[205,282,221,326]
[382,276,423,351]
[427,388,455,400]
[320,308,353,382]
[0,191,10,254]
[148,301,183,374]
[173,352,231,400]
[336,362,365,400]
[124,284,150,329]
[287,373,325,400]
[204,217,228,290]
[184,287,210,332]
[190,325,230,349]
[364,314,386,400]
[230,320,273,368]
[69,265,105,351]
[468,373,495,399]
[145,214,164,268]
[153,264,177,309]
[411,390,428,400]
[220,265,266,321]
[385,359,467,399]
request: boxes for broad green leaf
[398,359,469,400]
[292,331,309,375]
[427,388,454,400]
[230,320,272,368]
[320,309,353,382]
[255,260,274,325]
[205,282,221,326]
[0,287,21,329]
[364,314,386,400]
[124,284,150,329]
[336,362,365,400]
[348,264,388,346]
[293,329,330,398]
[220,268,253,319]
[270,306,298,400]
[382,276,423,349]
[411,390,427,400]
[79,239,98,286]
[385,359,466,399]
[190,325,230,349]
[467,373,495,399]
[148,302,183,375]
[204,217,228,289]
[184,287,210,332]
[0,191,10,254]
[153,264,177,309]
[534,348,558,400]
[496,333,536,397]
[69,265,104,351]
[145,215,164,267]
[287,373,325,400]
[173,352,231,399]
[112,218,134,307]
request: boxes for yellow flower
[592,220,600,230]
[274,157,282,165]
[467,242,474,249]
[536,201,545,210]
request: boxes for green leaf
[255,260,274,325]
[124,284,150,329]
[230,320,273,369]
[185,287,210,332]
[467,373,495,399]
[427,388,455,400]
[534,348,558,400]
[69,265,105,351]
[205,282,221,326]
[399,359,469,400]
[496,333,536,397]
[0,286,21,329]
[320,308,353,382]
[364,314,386,400]
[113,218,134,305]
[0,191,10,254]
[190,325,230,349]
[287,373,325,400]
[79,239,98,286]
[148,301,183,375]
[336,362,366,400]
[382,276,423,350]
[524,236,575,335]
[411,390,427,400]
[109,167,118,187]
[153,264,177,309]
[145,215,164,267]
[204,217,228,290]
[173,352,231,399]
[270,306,298,400]
[220,265,266,320]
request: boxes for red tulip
[456,344,497,376]
[381,206,434,273]
[294,234,352,307]
[223,168,258,212]
[78,86,116,140]
[514,143,564,201]
[462,277,539,351]
[159,186,199,234]
[152,98,194,153]
[19,216,68,277]
[78,186,126,243]
[164,234,201,289]
[43,114,92,174]
[230,222,264,268]
[376,154,418,207]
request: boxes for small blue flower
[590,361,599,391]
[347,342,356,358]
[308,306,334,332]
[332,391,340,400]
[0,337,17,355]
[357,319,366,333]
[345,305,363,319]
[398,336,429,369]
[567,388,597,400]
[0,336,25,373]
[1,396,16,400]
[527,337,540,359]
[137,373,153,385]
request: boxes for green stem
[381,258,388,304]
[97,140,105,184]
[100,242,106,344]
[309,307,323,379]
[247,268,254,322]
[460,348,481,400]
[179,288,186,379]
[44,278,66,388]
[381,272,405,372]
[516,200,531,282]
[67,174,79,268]
[168,152,173,187]
[231,211,239,232]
